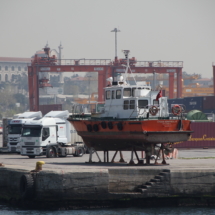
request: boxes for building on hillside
[0,57,31,82]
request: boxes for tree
[12,72,28,92]
[13,93,27,106]
[0,86,16,112]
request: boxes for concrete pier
[1,149,215,208]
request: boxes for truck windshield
[22,127,41,137]
[9,124,22,134]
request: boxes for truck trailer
[20,110,85,158]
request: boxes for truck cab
[20,110,84,158]
[20,117,57,158]
[7,111,42,153]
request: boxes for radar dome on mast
[106,77,113,86]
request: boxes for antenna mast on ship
[123,50,137,85]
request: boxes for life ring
[101,121,107,129]
[19,174,35,200]
[172,105,182,115]
[87,124,92,132]
[149,106,158,116]
[107,121,113,129]
[93,124,99,132]
[117,122,123,131]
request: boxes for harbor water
[1,205,215,215]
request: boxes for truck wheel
[20,174,35,200]
[74,147,84,157]
[46,147,56,158]
[28,155,35,159]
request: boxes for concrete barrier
[1,165,215,205]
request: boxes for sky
[0,0,215,78]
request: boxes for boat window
[123,88,131,97]
[138,100,148,109]
[106,90,111,100]
[153,99,159,105]
[116,90,121,99]
[112,90,115,99]
[130,100,135,109]
[132,88,136,97]
[124,100,129,110]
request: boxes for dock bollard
[35,161,45,172]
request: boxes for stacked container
[183,97,203,112]
[202,96,215,113]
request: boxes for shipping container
[183,97,203,112]
[203,96,215,110]
[39,104,62,115]
[174,121,215,148]
[202,109,215,114]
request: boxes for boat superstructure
[68,50,193,165]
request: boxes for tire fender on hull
[93,124,99,132]
[117,122,123,131]
[101,121,107,129]
[87,124,92,132]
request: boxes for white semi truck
[20,110,85,158]
[7,111,42,153]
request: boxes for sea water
[1,205,215,215]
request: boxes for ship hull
[68,118,192,151]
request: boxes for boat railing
[71,103,105,119]
[70,103,167,120]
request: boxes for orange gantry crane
[213,63,215,95]
[28,46,184,111]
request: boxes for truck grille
[27,151,34,154]
[10,142,18,145]
[24,142,35,145]
[9,137,19,142]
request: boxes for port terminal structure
[213,62,215,96]
[28,46,183,111]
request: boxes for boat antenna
[123,50,137,84]
[111,28,120,60]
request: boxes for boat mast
[123,50,137,85]
[123,50,129,82]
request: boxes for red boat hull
[68,118,192,151]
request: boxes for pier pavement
[1,148,215,171]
